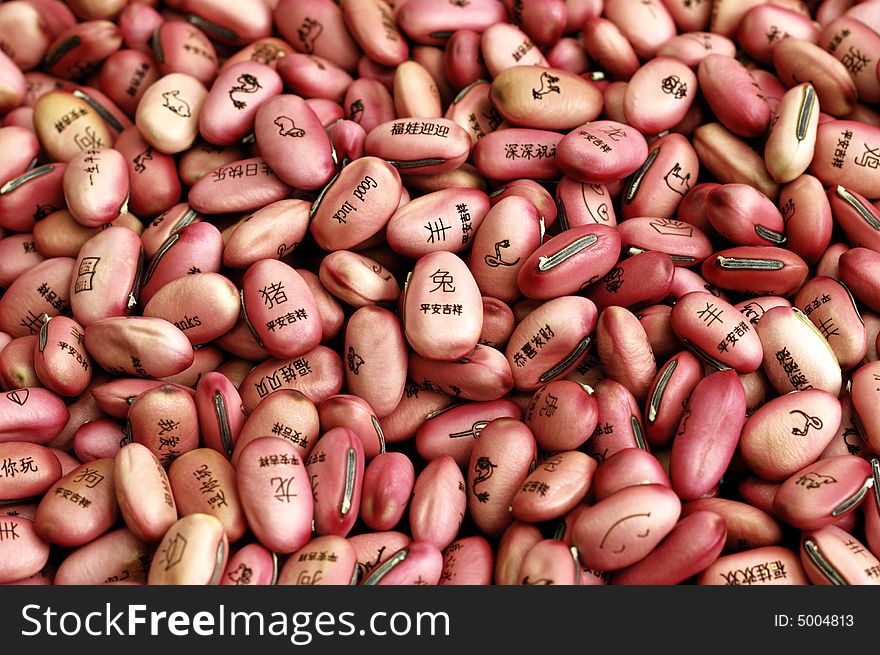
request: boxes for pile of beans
[1,0,880,587]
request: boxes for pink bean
[221,542,278,586]
[274,0,362,73]
[168,448,247,542]
[571,483,681,571]
[199,61,282,146]
[0,516,50,584]
[152,21,218,86]
[794,275,867,371]
[180,0,272,47]
[146,513,228,584]
[801,524,880,585]
[54,527,150,585]
[360,540,443,585]
[0,442,62,501]
[34,456,117,547]
[778,174,833,265]
[364,117,471,176]
[318,249,401,307]
[277,535,358,585]
[113,125,181,218]
[556,120,649,185]
[472,127,563,181]
[701,245,808,296]
[512,450,597,523]
[223,199,310,269]
[135,72,207,154]
[360,451,414,531]
[396,0,507,47]
[307,426,364,537]
[113,442,177,542]
[670,369,746,501]
[0,162,67,232]
[697,545,808,585]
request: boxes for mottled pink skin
[72,417,125,463]
[512,451,597,523]
[612,511,726,585]
[0,234,44,289]
[849,361,880,453]
[622,134,700,221]
[468,196,541,302]
[774,455,872,530]
[623,57,696,136]
[113,442,177,543]
[199,61,282,146]
[682,497,784,552]
[829,184,880,253]
[658,33,736,68]
[756,306,842,397]
[147,514,228,585]
[778,175,833,266]
[54,527,150,585]
[706,184,786,247]
[517,539,580,585]
[0,162,67,233]
[0,442,62,501]
[811,120,880,200]
[241,259,322,360]
[152,21,218,86]
[556,120,649,185]
[572,483,681,571]
[596,306,657,404]
[139,221,223,305]
[505,295,599,392]
[360,540,443,585]
[307,427,364,538]
[387,187,489,258]
[439,535,493,585]
[670,291,763,372]
[472,128,563,181]
[0,516,50,583]
[274,0,362,73]
[490,179,558,227]
[585,251,675,312]
[644,350,703,448]
[360,452,414,532]
[33,315,91,397]
[409,454,466,551]
[408,345,513,403]
[773,39,857,118]
[188,157,291,214]
[794,276,867,371]
[737,5,820,65]
[221,543,278,586]
[444,30,487,90]
[592,448,671,502]
[42,19,121,80]
[112,125,181,219]
[518,224,620,300]
[556,177,617,228]
[819,17,880,104]
[167,448,247,543]
[34,457,118,547]
[69,226,141,326]
[701,246,809,297]
[310,156,402,251]
[698,55,770,138]
[670,369,747,501]
[277,53,352,103]
[277,535,358,585]
[0,126,40,186]
[84,316,194,379]
[97,49,159,118]
[194,372,245,459]
[89,378,194,419]
[180,0,272,46]
[365,118,472,176]
[415,399,521,468]
[0,387,69,445]
[135,72,207,155]
[222,199,309,269]
[236,437,312,553]
[318,395,385,461]
[326,119,366,163]
[239,345,344,413]
[404,250,483,362]
[697,546,808,585]
[396,0,507,46]
[801,525,880,585]
[604,0,676,59]
[117,2,162,53]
